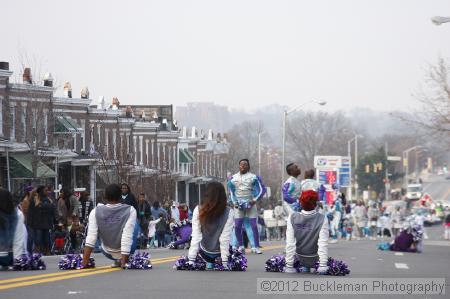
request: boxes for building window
[9,105,15,141]
[105,129,109,158]
[44,111,48,144]
[139,136,144,165]
[21,105,26,142]
[112,129,117,159]
[0,98,3,136]
[32,109,37,144]
[80,121,85,151]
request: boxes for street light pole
[281,110,287,201]
[280,100,327,201]
[402,145,425,186]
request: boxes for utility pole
[258,132,261,176]
[385,142,389,201]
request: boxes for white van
[406,184,423,201]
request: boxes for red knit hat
[300,190,318,211]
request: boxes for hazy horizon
[2,0,450,113]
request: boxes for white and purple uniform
[282,176,302,214]
[227,172,266,248]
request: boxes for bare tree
[286,111,354,169]
[398,57,450,137]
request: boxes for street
[1,228,449,299]
[1,178,449,299]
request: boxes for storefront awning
[184,149,196,163]
[9,154,56,179]
[179,149,192,163]
[54,115,82,134]
[179,149,196,163]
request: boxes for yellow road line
[0,256,178,285]
[0,266,109,285]
[0,268,121,290]
[0,244,285,290]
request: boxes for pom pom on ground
[13,253,46,271]
[173,255,206,271]
[315,257,351,276]
[126,252,152,269]
[226,248,247,271]
[377,242,391,251]
[265,255,350,276]
[265,254,286,272]
[58,254,95,270]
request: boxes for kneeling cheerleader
[174,182,247,271]
[265,190,350,276]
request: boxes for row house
[0,61,229,207]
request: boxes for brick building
[0,61,229,207]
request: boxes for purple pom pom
[226,248,247,271]
[126,252,152,269]
[265,254,286,272]
[58,254,95,270]
[265,255,350,276]
[13,253,46,271]
[313,257,350,276]
[173,255,206,271]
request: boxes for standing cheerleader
[228,159,266,254]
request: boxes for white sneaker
[329,239,338,244]
[251,248,263,254]
[111,260,121,268]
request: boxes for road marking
[394,252,404,256]
[0,266,110,285]
[394,263,409,269]
[424,240,450,247]
[0,256,179,285]
[0,245,285,290]
[0,268,121,290]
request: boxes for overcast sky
[2,0,450,112]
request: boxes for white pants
[330,211,341,238]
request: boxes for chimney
[98,96,105,109]
[23,68,32,84]
[63,81,72,98]
[191,126,196,138]
[0,62,9,70]
[112,97,120,109]
[43,72,53,87]
[81,87,89,99]
[208,129,213,140]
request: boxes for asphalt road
[423,174,450,204]
[1,177,448,299]
[1,226,449,299]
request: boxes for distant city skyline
[2,0,450,113]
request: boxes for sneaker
[329,239,338,244]
[206,262,214,270]
[110,260,121,268]
[251,248,262,254]
[237,246,245,253]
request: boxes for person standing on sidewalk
[282,163,302,214]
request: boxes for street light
[280,100,327,201]
[403,145,426,186]
[347,134,363,202]
[431,16,450,26]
